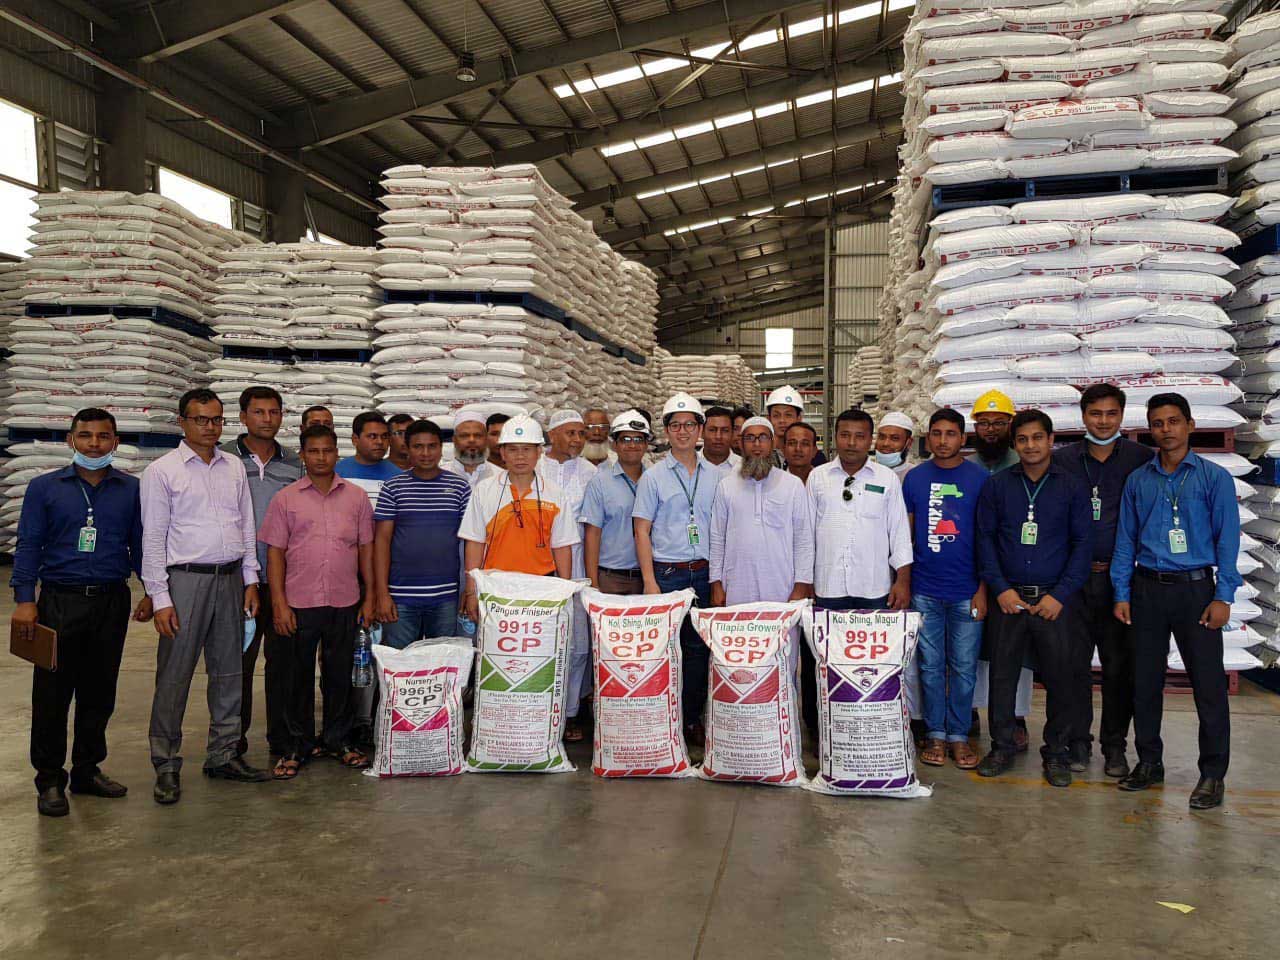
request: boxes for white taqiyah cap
[610,409,652,438]
[498,415,544,445]
[453,405,488,428]
[661,392,705,420]
[548,408,584,430]
[880,411,914,432]
[740,415,774,436]
[765,385,803,411]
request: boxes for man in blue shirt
[336,411,401,507]
[1112,393,1239,810]
[11,408,152,817]
[1053,384,1153,779]
[581,410,650,595]
[902,408,989,770]
[633,392,724,744]
[373,420,471,647]
[976,409,1092,786]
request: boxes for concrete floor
[0,590,1277,960]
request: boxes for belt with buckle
[168,560,242,575]
[1090,561,1111,573]
[42,581,127,598]
[1135,565,1212,585]
[1013,584,1054,600]
[660,559,709,571]
[598,566,643,578]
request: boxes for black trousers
[238,584,293,756]
[284,605,359,756]
[1070,571,1134,753]
[1130,576,1230,779]
[987,599,1075,761]
[30,584,131,791]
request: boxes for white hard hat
[498,414,544,445]
[548,408,584,430]
[765,385,803,412]
[880,411,914,433]
[661,392,705,421]
[610,409,652,438]
[453,404,488,428]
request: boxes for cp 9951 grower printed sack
[370,640,474,777]
[467,570,581,773]
[801,608,931,799]
[692,601,806,786]
[582,587,696,778]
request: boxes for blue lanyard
[1020,473,1048,520]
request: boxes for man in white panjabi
[537,409,598,744]
[709,417,814,673]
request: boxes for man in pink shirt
[259,424,375,779]
[142,389,268,805]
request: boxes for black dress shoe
[70,771,128,799]
[1189,776,1225,810]
[1103,750,1131,779]
[1069,742,1090,773]
[968,709,981,738]
[154,772,181,805]
[37,786,70,818]
[203,756,271,782]
[1118,760,1164,792]
[976,750,1014,778]
[1043,760,1073,788]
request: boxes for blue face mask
[1086,431,1119,446]
[875,450,904,468]
[72,450,114,470]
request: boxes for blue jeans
[381,598,459,650]
[912,593,983,742]
[653,563,711,729]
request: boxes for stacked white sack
[902,2,1238,189]
[374,165,656,354]
[656,352,758,406]
[0,261,25,450]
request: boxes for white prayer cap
[610,409,652,438]
[765,385,803,411]
[548,408,584,430]
[453,405,488,428]
[740,416,774,436]
[498,415,544,445]
[880,411,914,433]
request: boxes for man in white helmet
[459,416,579,622]
[633,392,725,747]
[581,410,651,595]
[538,410,598,742]
[875,411,916,481]
[766,384,826,468]
[709,417,814,674]
[444,405,494,489]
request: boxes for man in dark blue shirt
[1112,393,1239,810]
[976,409,1092,786]
[1054,384,1153,779]
[10,409,152,817]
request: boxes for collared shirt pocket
[857,483,887,519]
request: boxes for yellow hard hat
[971,388,1016,417]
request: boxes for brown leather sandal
[950,740,980,769]
[920,738,947,766]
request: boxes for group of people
[11,378,1237,817]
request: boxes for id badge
[687,522,701,547]
[1020,521,1038,546]
[77,526,97,553]
[1169,528,1188,555]
[1091,497,1102,522]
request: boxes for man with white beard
[709,417,814,674]
[582,408,614,467]
[444,406,495,489]
[537,409,598,744]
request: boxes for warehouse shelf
[7,427,181,448]
[383,289,566,322]
[1230,223,1280,265]
[23,302,213,340]
[930,164,1229,214]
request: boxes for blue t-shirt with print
[901,459,989,603]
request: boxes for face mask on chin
[1086,431,1120,446]
[72,450,114,470]
[875,450,904,468]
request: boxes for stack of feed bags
[0,260,25,452]
[373,165,657,354]
[854,344,884,400]
[902,1,1237,189]
[1224,11,1280,459]
[207,243,380,452]
[656,352,759,406]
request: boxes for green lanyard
[1165,468,1193,529]
[1020,473,1049,523]
[671,461,701,522]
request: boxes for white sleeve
[458,484,490,544]
[886,471,913,570]
[550,494,580,548]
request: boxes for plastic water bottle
[456,614,477,638]
[352,627,373,688]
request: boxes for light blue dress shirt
[631,453,721,563]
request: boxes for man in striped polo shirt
[373,420,471,647]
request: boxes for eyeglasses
[974,420,1007,433]
[391,429,406,437]
[615,436,647,445]
[183,416,225,428]
[666,421,700,433]
[842,475,856,502]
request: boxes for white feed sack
[657,352,760,406]
[376,164,657,355]
[369,640,474,777]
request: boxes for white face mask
[1086,431,1120,446]
[875,450,904,468]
